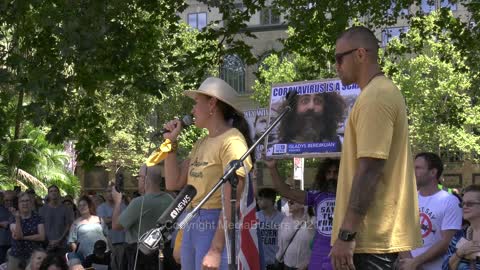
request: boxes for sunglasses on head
[335,48,369,65]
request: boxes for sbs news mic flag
[237,173,263,270]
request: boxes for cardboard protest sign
[244,108,269,161]
[265,78,360,158]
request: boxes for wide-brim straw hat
[184,77,242,113]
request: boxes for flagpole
[178,91,298,269]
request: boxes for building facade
[79,0,478,192]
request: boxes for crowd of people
[0,168,177,270]
[259,152,480,270]
[1,25,478,270]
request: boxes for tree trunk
[13,88,24,140]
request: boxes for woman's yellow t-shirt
[187,128,253,209]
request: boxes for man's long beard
[291,111,325,142]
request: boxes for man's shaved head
[337,26,380,56]
[146,164,163,187]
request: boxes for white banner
[293,157,304,190]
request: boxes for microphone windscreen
[155,185,197,226]
[181,115,194,127]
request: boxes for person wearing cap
[162,77,254,270]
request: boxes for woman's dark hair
[62,198,78,212]
[47,185,60,193]
[78,195,96,215]
[28,248,47,267]
[96,194,106,203]
[311,158,340,192]
[258,188,277,204]
[39,253,68,270]
[216,100,256,164]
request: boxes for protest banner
[266,78,360,158]
[293,157,304,190]
[244,108,270,161]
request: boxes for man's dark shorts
[353,253,399,270]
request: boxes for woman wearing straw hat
[163,77,254,270]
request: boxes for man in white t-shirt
[398,152,462,270]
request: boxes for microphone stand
[178,93,297,270]
[138,221,173,270]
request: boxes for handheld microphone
[139,185,197,255]
[152,115,194,138]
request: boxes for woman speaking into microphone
[162,77,254,270]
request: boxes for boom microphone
[153,115,194,137]
[139,185,197,255]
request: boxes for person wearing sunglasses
[443,185,480,269]
[398,152,462,270]
[330,26,421,270]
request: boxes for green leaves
[0,0,224,171]
[383,11,480,159]
[0,125,79,197]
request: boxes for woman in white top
[276,200,315,270]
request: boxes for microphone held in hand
[138,185,197,255]
[153,115,194,138]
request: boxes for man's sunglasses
[335,48,369,64]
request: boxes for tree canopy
[1,0,479,190]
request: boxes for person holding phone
[111,164,175,270]
[96,184,126,270]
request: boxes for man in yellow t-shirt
[329,26,422,270]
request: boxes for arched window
[257,52,273,72]
[220,54,245,93]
